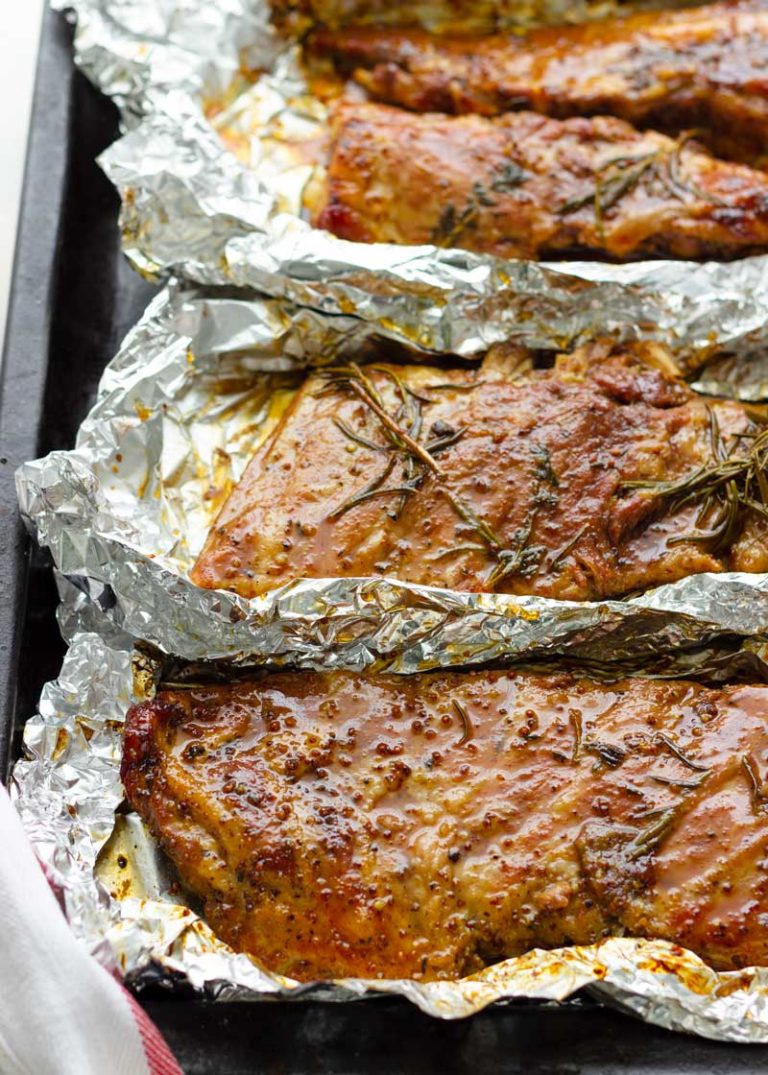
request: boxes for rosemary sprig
[531,443,559,488]
[322,363,508,556]
[628,806,680,861]
[453,699,473,746]
[654,733,710,773]
[559,132,727,238]
[560,149,660,238]
[621,415,768,554]
[490,162,529,193]
[373,363,427,519]
[349,379,438,472]
[430,163,529,247]
[486,511,545,586]
[431,200,479,247]
[322,363,556,586]
[742,754,768,815]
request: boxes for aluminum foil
[16,280,768,676]
[14,276,768,1043]
[22,0,768,1041]
[10,623,768,1037]
[55,0,768,394]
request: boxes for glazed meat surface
[123,669,768,980]
[191,344,768,601]
[313,101,768,260]
[274,0,681,35]
[310,1,768,165]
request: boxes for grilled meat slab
[274,0,699,35]
[191,344,768,601]
[313,101,768,260]
[123,669,768,981]
[310,1,768,165]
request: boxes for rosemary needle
[621,414,768,554]
[549,523,589,570]
[570,709,583,764]
[322,364,511,563]
[742,754,768,815]
[628,806,680,861]
[453,699,473,746]
[333,416,388,454]
[654,733,710,773]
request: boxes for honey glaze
[191,344,767,602]
[308,3,768,167]
[123,668,768,982]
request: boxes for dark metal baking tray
[2,8,768,1072]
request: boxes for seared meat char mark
[314,101,768,261]
[309,2,768,166]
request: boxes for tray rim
[0,5,73,781]
[5,10,768,1070]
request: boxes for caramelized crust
[313,101,768,260]
[310,1,768,165]
[273,0,698,35]
[190,345,768,600]
[123,669,768,981]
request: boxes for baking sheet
[12,0,768,1043]
[15,281,768,1041]
[17,280,768,676]
[52,0,768,397]
[10,620,768,1038]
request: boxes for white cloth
[0,786,181,1075]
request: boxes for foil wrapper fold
[10,625,768,1037]
[56,0,768,396]
[16,280,768,676]
[21,0,768,1041]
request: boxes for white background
[0,0,46,348]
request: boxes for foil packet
[9,623,768,1038]
[16,280,768,676]
[55,0,768,397]
[21,2,768,1038]
[14,199,768,1046]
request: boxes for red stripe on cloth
[31,810,182,1074]
[125,991,184,1075]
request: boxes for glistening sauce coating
[310,1,768,165]
[273,0,651,35]
[191,344,768,600]
[314,100,768,260]
[122,669,768,981]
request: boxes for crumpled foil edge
[11,625,768,1038]
[54,0,768,397]
[15,279,768,677]
[19,0,768,1040]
